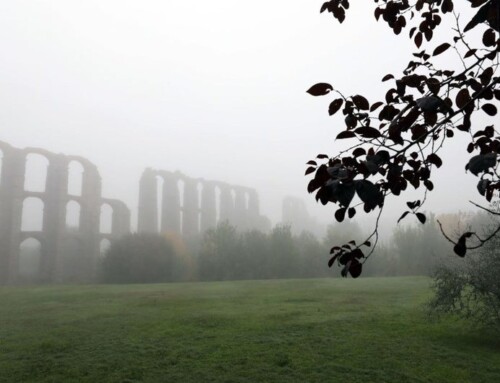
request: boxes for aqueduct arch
[0,141,131,284]
[138,169,269,236]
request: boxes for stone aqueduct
[0,141,267,284]
[138,168,267,236]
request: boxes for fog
[0,1,490,235]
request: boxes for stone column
[0,145,25,284]
[182,178,198,236]
[42,154,68,282]
[234,187,247,230]
[79,162,102,281]
[138,168,158,233]
[109,200,130,237]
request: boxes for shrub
[429,234,500,327]
[101,233,177,283]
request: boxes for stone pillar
[161,172,180,233]
[182,178,198,236]
[248,189,260,216]
[79,162,102,280]
[234,187,247,229]
[109,200,130,237]
[200,181,216,233]
[42,154,68,283]
[138,168,158,233]
[0,145,25,284]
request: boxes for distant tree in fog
[101,233,177,283]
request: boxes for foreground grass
[0,277,499,383]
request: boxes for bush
[428,234,500,327]
[101,233,177,283]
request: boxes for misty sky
[0,1,490,234]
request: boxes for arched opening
[67,160,84,196]
[19,238,42,281]
[65,200,81,231]
[177,179,185,234]
[100,203,113,234]
[21,197,44,232]
[197,182,203,233]
[100,238,111,257]
[215,185,221,224]
[230,189,236,209]
[24,153,49,192]
[156,175,164,232]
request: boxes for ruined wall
[138,169,269,236]
[0,141,130,284]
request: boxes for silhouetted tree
[306,1,499,277]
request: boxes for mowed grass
[0,277,499,383]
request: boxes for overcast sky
[0,1,490,234]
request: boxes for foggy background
[0,0,487,235]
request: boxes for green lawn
[0,277,498,383]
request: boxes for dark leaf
[456,88,471,109]
[480,67,494,85]
[307,83,333,96]
[306,160,317,166]
[453,237,467,257]
[328,253,341,267]
[345,114,357,129]
[483,28,496,47]
[464,49,477,58]
[398,211,410,223]
[415,31,423,48]
[336,130,356,139]
[349,259,362,278]
[335,183,356,207]
[424,180,434,191]
[370,101,384,112]
[329,98,344,116]
[305,166,316,175]
[416,212,426,224]
[482,103,497,116]
[464,2,490,32]
[352,95,369,110]
[427,153,443,168]
[477,179,490,196]
[433,43,451,56]
[416,95,443,112]
[352,147,366,157]
[467,153,497,176]
[355,126,382,138]
[348,207,356,218]
[335,208,346,222]
[355,180,383,211]
[382,74,394,82]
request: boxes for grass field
[0,277,499,383]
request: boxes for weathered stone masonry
[138,169,269,236]
[0,141,130,284]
